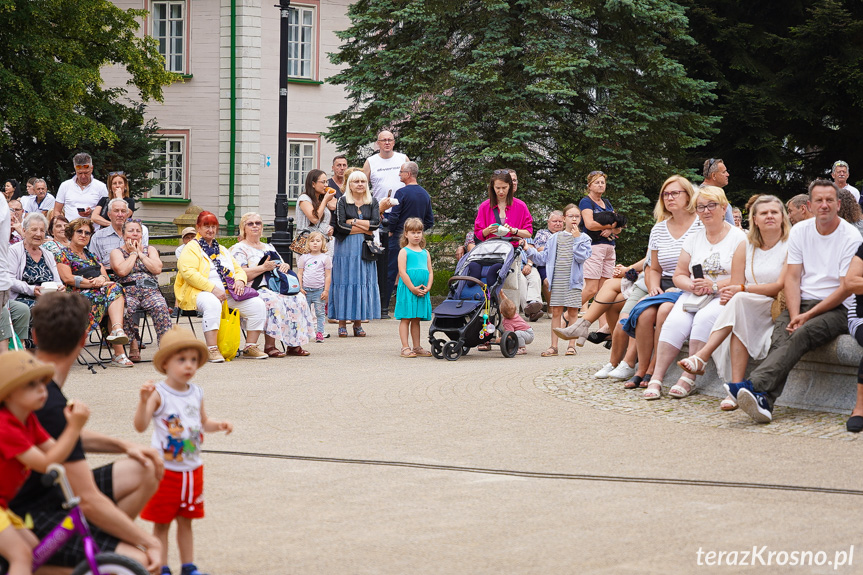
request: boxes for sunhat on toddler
[152,327,209,374]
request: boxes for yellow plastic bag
[217,301,241,361]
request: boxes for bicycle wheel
[71,552,149,575]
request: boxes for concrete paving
[72,316,863,574]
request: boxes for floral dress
[57,247,124,334]
[43,240,68,261]
[115,247,173,345]
[18,252,55,308]
[229,242,315,347]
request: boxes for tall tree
[327,0,718,262]
[0,0,176,194]
[675,0,863,206]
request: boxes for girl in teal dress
[394,218,434,358]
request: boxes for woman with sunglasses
[55,218,132,367]
[92,172,136,228]
[642,186,746,400]
[230,212,315,356]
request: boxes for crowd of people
[2,144,863,574]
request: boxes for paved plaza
[74,316,863,574]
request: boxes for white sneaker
[608,360,636,380]
[594,362,615,379]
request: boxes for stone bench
[663,335,863,414]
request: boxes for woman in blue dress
[329,170,381,336]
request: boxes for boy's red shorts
[141,467,205,524]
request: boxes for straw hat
[152,327,209,374]
[181,227,197,238]
[0,351,55,403]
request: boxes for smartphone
[692,264,704,279]
[77,207,87,214]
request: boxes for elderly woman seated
[55,217,132,367]
[175,211,268,362]
[10,213,62,309]
[109,218,173,363]
[43,214,70,258]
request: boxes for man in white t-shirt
[831,160,860,203]
[363,130,409,317]
[21,178,56,215]
[54,152,109,223]
[728,180,862,423]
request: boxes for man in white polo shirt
[54,152,109,223]
[363,130,408,317]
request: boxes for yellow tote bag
[217,301,241,361]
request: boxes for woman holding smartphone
[642,186,746,400]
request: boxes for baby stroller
[429,238,522,361]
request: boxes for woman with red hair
[174,211,268,362]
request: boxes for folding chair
[173,307,199,336]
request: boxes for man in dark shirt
[10,292,162,571]
[383,161,435,312]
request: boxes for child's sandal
[400,346,417,358]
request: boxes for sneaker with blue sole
[724,380,754,400]
[737,388,773,423]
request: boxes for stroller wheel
[431,339,444,359]
[500,331,518,358]
[443,341,463,361]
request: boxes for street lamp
[270,0,293,264]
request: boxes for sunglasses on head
[493,170,511,175]
[108,171,126,176]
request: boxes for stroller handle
[448,275,487,287]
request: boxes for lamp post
[270,0,293,264]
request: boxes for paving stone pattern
[537,363,858,441]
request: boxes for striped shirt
[648,217,702,277]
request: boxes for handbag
[266,269,301,296]
[78,265,102,279]
[681,291,714,313]
[225,276,259,302]
[361,235,384,262]
[216,301,241,361]
[290,230,310,255]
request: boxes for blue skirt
[328,233,381,321]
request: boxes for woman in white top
[677,195,789,410]
[644,186,747,400]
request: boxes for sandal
[400,346,417,358]
[338,327,348,337]
[720,396,738,411]
[286,346,311,356]
[565,345,576,356]
[541,347,558,357]
[677,355,707,376]
[477,342,491,351]
[106,325,129,346]
[623,375,644,389]
[128,342,141,363]
[669,376,696,399]
[353,326,366,337]
[264,346,286,358]
[110,353,134,368]
[412,347,432,357]
[643,380,662,400]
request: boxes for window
[152,1,186,73]
[151,137,186,198]
[288,6,315,79]
[288,140,316,199]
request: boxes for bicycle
[11,463,149,575]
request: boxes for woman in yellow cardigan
[175,211,268,362]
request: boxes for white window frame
[150,136,187,199]
[287,5,316,79]
[288,139,317,200]
[152,0,187,74]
